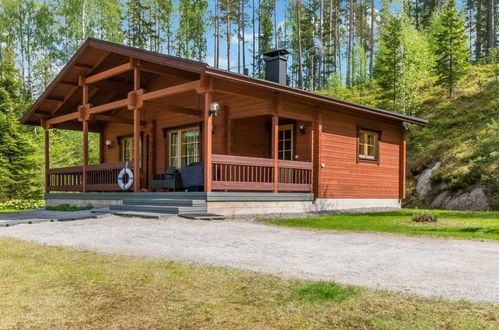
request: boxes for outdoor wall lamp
[209,102,220,117]
[299,125,306,135]
[105,140,113,149]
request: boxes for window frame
[356,126,381,164]
[278,124,294,161]
[118,134,142,163]
[166,125,200,169]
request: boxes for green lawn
[0,209,29,214]
[0,238,497,329]
[263,210,499,241]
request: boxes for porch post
[203,92,213,192]
[82,119,88,192]
[312,111,322,197]
[272,115,279,193]
[133,65,141,192]
[44,126,50,193]
[82,82,89,193]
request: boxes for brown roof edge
[204,68,428,127]
[21,38,208,125]
[23,38,428,127]
[21,41,93,124]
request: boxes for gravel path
[0,215,498,303]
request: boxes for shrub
[412,211,438,223]
[0,199,45,210]
[45,204,93,212]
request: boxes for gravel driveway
[0,215,498,303]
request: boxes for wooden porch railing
[47,162,131,192]
[212,154,312,192]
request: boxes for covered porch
[38,43,317,195]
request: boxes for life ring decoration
[117,163,134,191]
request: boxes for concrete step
[122,199,206,207]
[109,204,206,214]
[111,211,170,219]
[179,213,225,220]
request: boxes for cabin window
[358,129,379,161]
[120,136,141,162]
[278,124,294,160]
[168,127,200,168]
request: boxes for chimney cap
[263,49,290,58]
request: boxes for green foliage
[0,199,45,210]
[0,45,43,200]
[45,203,93,211]
[257,0,274,77]
[320,64,497,210]
[176,0,208,61]
[291,282,357,302]
[374,11,433,114]
[412,211,439,222]
[432,0,469,98]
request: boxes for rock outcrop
[415,162,490,211]
[416,162,441,199]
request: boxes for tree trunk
[318,0,323,89]
[274,0,278,49]
[215,0,219,68]
[297,0,303,89]
[238,0,241,73]
[486,0,495,53]
[242,0,246,73]
[252,0,256,75]
[227,1,231,71]
[369,0,374,79]
[347,0,354,87]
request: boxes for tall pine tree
[0,44,42,199]
[433,0,469,98]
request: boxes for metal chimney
[263,49,289,85]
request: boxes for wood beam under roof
[47,79,201,126]
[90,114,146,126]
[144,101,201,117]
[49,52,111,115]
[81,60,135,85]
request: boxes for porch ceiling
[22,39,205,126]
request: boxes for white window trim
[168,126,200,168]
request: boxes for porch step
[122,199,206,207]
[109,204,206,215]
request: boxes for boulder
[416,161,441,199]
[444,186,490,211]
[429,191,452,209]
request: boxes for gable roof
[22,38,428,126]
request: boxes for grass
[45,203,93,212]
[0,238,497,329]
[263,209,499,241]
[292,282,358,302]
[0,209,28,214]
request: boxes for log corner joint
[77,104,92,122]
[40,118,51,130]
[196,74,214,94]
[127,89,145,110]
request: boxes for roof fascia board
[204,68,428,126]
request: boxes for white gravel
[0,215,498,303]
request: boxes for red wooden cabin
[22,39,427,215]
